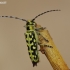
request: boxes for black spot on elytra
[29,33,35,38]
[34,55,38,59]
[25,34,27,38]
[32,49,38,59]
[29,34,32,38]
[27,46,31,55]
[31,45,37,50]
[29,32,37,44]
[26,40,28,43]
[32,50,35,55]
[33,42,37,46]
[30,40,32,43]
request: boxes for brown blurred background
[0,0,70,70]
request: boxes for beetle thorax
[26,21,35,31]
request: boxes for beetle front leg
[35,27,46,31]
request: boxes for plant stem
[36,24,69,70]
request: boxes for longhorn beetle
[0,9,61,67]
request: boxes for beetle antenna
[0,16,28,22]
[32,9,61,21]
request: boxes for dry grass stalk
[36,24,69,70]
